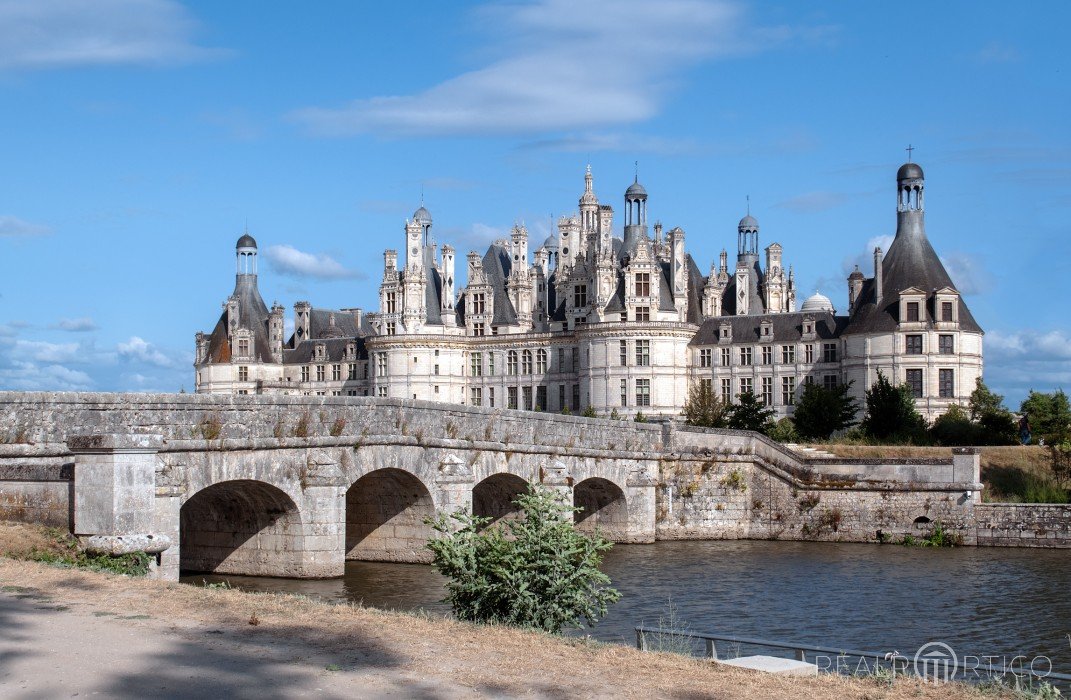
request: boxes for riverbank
[0,532,1007,700]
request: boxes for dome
[236,233,257,249]
[738,214,759,230]
[897,162,924,181]
[625,180,647,199]
[412,206,432,224]
[801,292,835,313]
[542,234,558,250]
[848,265,865,280]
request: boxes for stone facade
[194,162,983,422]
[974,503,1071,547]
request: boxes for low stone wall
[975,503,1071,548]
[0,447,71,529]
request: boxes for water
[183,540,1071,675]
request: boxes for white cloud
[940,252,995,296]
[983,329,1071,404]
[11,339,82,364]
[972,41,1021,65]
[841,235,894,277]
[51,317,98,332]
[0,0,223,71]
[518,132,702,156]
[0,215,51,237]
[117,336,172,367]
[291,0,835,137]
[265,244,364,280]
[441,223,508,255]
[0,361,94,391]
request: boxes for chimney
[873,247,884,307]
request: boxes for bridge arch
[573,477,628,540]
[473,472,529,526]
[346,468,435,563]
[180,479,305,577]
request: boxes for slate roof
[283,336,368,364]
[690,310,847,346]
[483,243,519,326]
[719,259,766,316]
[204,275,274,364]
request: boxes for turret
[293,301,311,343]
[269,302,284,362]
[623,176,648,255]
[441,244,456,326]
[848,266,865,311]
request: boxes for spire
[585,163,592,192]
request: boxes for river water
[182,540,1071,676]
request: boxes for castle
[194,160,983,421]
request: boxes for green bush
[28,549,152,576]
[791,381,859,440]
[425,484,620,634]
[766,417,798,444]
[860,371,927,443]
[681,380,728,429]
[726,391,775,435]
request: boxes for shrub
[681,381,728,429]
[725,391,775,435]
[425,484,620,634]
[791,382,859,440]
[634,411,647,423]
[581,406,597,418]
[766,417,798,444]
[930,404,979,446]
[860,371,926,443]
[329,417,347,437]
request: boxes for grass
[0,520,152,576]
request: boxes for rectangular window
[488,352,495,375]
[376,353,387,376]
[489,387,495,408]
[386,321,396,336]
[939,369,954,398]
[574,285,587,308]
[805,344,814,363]
[522,386,533,411]
[348,363,357,380]
[238,366,249,382]
[301,366,310,382]
[470,387,482,406]
[761,346,773,365]
[636,379,651,407]
[572,384,580,412]
[507,352,518,375]
[471,352,483,377]
[906,368,924,398]
[721,378,732,402]
[521,351,532,375]
[377,386,387,398]
[434,364,440,376]
[906,335,923,355]
[473,323,485,337]
[700,348,712,368]
[536,350,547,374]
[939,335,954,354]
[635,306,650,322]
[332,364,342,381]
[536,386,547,411]
[507,386,518,410]
[636,340,650,367]
[635,272,650,297]
[237,339,249,356]
[740,347,752,366]
[316,365,326,382]
[782,376,796,406]
[740,377,753,397]
[907,301,920,322]
[761,377,773,406]
[572,347,580,372]
[620,378,628,407]
[619,340,628,366]
[721,348,731,367]
[823,343,837,363]
[471,292,486,314]
[557,348,565,373]
[781,345,796,364]
[823,375,838,390]
[386,292,397,314]
[941,301,953,322]
[559,384,566,411]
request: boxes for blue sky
[0,0,1068,406]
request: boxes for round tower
[623,174,648,253]
[236,232,257,276]
[737,214,759,262]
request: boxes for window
[332,364,342,381]
[434,385,439,394]
[434,364,440,376]
[805,344,814,363]
[301,366,310,382]
[939,369,954,398]
[316,365,326,382]
[507,350,518,375]
[348,363,357,380]
[386,292,397,314]
[621,312,628,322]
[559,385,566,411]
[574,285,587,308]
[740,347,752,366]
[572,384,580,411]
[635,273,650,297]
[237,339,249,356]
[558,348,566,372]
[939,335,954,355]
[363,363,369,380]
[700,348,712,368]
[701,378,713,393]
[823,375,838,390]
[740,377,753,397]
[377,386,387,397]
[473,323,485,337]
[536,386,547,411]
[823,343,837,363]
[761,377,772,405]
[507,386,519,409]
[620,340,628,366]
[471,352,483,377]
[906,335,923,355]
[489,387,495,407]
[522,386,533,410]
[522,350,533,374]
[906,302,920,322]
[238,366,249,382]
[620,378,628,406]
[636,340,650,367]
[471,292,486,314]
[721,348,731,367]
[636,379,651,407]
[386,321,396,336]
[572,347,580,371]
[470,387,482,406]
[761,346,772,365]
[782,376,796,406]
[375,353,387,376]
[488,352,496,375]
[906,369,923,398]
[635,306,650,322]
[781,345,796,364]
[941,301,953,322]
[721,378,732,402]
[536,349,548,374]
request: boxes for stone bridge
[2,392,1033,582]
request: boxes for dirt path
[0,558,991,699]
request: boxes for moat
[183,539,1071,675]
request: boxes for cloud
[775,191,851,213]
[517,132,702,156]
[265,245,364,280]
[0,0,224,71]
[51,317,98,332]
[11,339,83,364]
[983,329,1071,403]
[0,360,94,391]
[939,252,995,296]
[291,0,836,137]
[841,234,894,277]
[0,215,51,237]
[441,223,509,255]
[972,41,1021,65]
[117,336,173,367]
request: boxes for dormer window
[574,285,587,308]
[906,302,920,322]
[941,302,953,322]
[635,273,650,297]
[314,344,326,361]
[237,338,249,357]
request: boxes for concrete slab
[717,655,818,676]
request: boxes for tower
[623,173,648,255]
[735,214,759,315]
[236,232,257,277]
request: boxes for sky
[0,0,1068,406]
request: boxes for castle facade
[194,161,983,421]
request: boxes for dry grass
[0,522,1002,700]
[0,520,78,559]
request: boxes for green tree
[767,417,799,443]
[681,380,728,429]
[929,404,979,446]
[425,484,620,634]
[726,391,775,434]
[860,370,926,443]
[966,379,1018,445]
[1020,389,1071,443]
[790,381,859,440]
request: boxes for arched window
[522,350,533,374]
[507,350,518,376]
[536,349,548,374]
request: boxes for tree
[930,404,979,446]
[1020,389,1071,443]
[967,379,1018,445]
[767,417,799,443]
[726,391,775,434]
[681,380,728,429]
[791,381,859,440]
[860,370,926,443]
[425,484,620,634]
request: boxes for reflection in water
[183,539,1071,673]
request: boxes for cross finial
[634,160,638,183]
[906,144,914,162]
